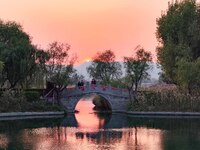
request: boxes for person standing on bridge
[93,79,96,85]
[91,78,96,89]
[77,81,81,89]
[91,78,96,85]
[80,80,85,91]
[80,80,84,86]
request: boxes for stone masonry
[60,83,130,113]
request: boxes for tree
[156,0,200,92]
[0,20,40,89]
[0,61,3,72]
[124,46,152,101]
[0,61,3,83]
[22,49,50,89]
[70,73,85,84]
[35,49,50,72]
[46,41,76,104]
[87,50,122,85]
[176,58,200,94]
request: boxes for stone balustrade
[62,83,129,99]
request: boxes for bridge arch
[71,93,113,112]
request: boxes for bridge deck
[62,83,129,98]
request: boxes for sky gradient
[0,0,171,64]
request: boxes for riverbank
[1,111,200,121]
[111,110,200,117]
[0,111,65,119]
[127,111,200,116]
[75,110,200,117]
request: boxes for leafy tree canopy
[46,41,77,88]
[87,50,122,85]
[124,46,152,101]
[44,41,77,104]
[156,0,200,92]
[0,61,3,72]
[0,20,43,88]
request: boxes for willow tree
[0,20,41,89]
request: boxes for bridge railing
[62,83,129,98]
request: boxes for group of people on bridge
[77,78,97,90]
[77,80,84,87]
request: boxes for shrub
[0,90,27,112]
[25,91,40,102]
[0,90,63,112]
[0,90,3,96]
[25,101,63,112]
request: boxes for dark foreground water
[0,113,200,150]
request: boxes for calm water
[1,99,200,150]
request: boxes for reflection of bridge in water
[59,113,130,145]
[61,113,130,129]
[61,83,130,112]
[2,114,199,149]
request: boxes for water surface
[0,99,200,150]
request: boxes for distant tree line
[0,19,153,104]
[87,47,152,102]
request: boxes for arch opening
[74,94,112,132]
[74,94,112,113]
[92,94,112,112]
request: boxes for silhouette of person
[91,78,96,89]
[93,79,96,85]
[91,78,96,85]
[77,81,81,89]
[91,79,94,85]
[80,80,84,91]
[80,80,84,86]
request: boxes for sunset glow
[75,99,105,132]
[84,58,91,62]
[0,0,171,64]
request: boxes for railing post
[96,82,100,92]
[85,82,89,91]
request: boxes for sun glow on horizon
[0,0,171,64]
[84,58,92,62]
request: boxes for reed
[128,87,200,112]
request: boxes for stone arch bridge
[60,83,130,113]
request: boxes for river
[0,99,200,150]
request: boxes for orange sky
[0,0,171,64]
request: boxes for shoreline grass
[128,86,200,112]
